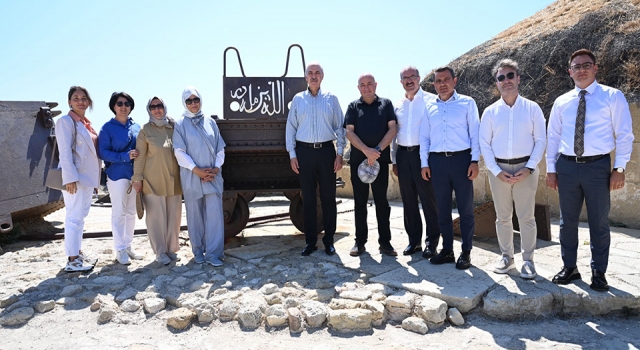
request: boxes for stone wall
[337,103,640,229]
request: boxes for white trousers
[185,193,224,259]
[62,183,93,257]
[488,162,539,261]
[107,178,136,251]
[144,193,182,255]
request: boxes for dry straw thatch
[420,0,640,116]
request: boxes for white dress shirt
[546,81,634,172]
[419,91,480,167]
[479,95,547,176]
[390,89,436,163]
[285,88,346,159]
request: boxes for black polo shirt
[345,95,397,165]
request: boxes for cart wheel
[283,190,298,201]
[224,195,249,238]
[289,192,323,234]
[239,192,257,202]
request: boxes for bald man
[345,74,398,257]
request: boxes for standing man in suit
[345,73,398,257]
[286,62,346,256]
[420,66,481,270]
[546,49,634,291]
[480,59,547,279]
[391,66,440,258]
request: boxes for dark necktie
[574,90,587,156]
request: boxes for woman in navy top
[98,92,142,265]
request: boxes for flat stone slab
[371,260,498,313]
[225,243,283,260]
[483,276,560,319]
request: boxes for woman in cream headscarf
[172,86,226,267]
[132,97,182,265]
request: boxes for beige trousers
[143,193,182,255]
[488,162,539,261]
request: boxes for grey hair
[399,66,420,79]
[492,59,520,77]
[305,62,324,76]
[358,73,375,84]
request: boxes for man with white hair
[345,73,397,257]
[286,62,346,256]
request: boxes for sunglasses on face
[116,101,131,107]
[496,72,516,82]
[149,103,164,110]
[185,97,201,105]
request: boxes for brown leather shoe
[379,245,398,257]
[350,243,366,256]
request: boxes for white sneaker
[78,251,98,265]
[493,256,515,274]
[520,260,537,279]
[126,247,143,260]
[156,253,171,266]
[166,252,181,261]
[65,257,94,272]
[116,249,131,265]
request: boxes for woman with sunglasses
[132,97,182,265]
[57,86,101,272]
[98,92,142,265]
[172,86,226,267]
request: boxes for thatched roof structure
[421,0,640,116]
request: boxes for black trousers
[396,148,440,248]
[350,161,391,247]
[296,145,337,247]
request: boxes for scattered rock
[300,301,327,328]
[328,298,362,310]
[328,309,372,332]
[0,307,34,326]
[264,293,283,305]
[60,285,83,297]
[5,300,28,312]
[283,297,299,309]
[447,308,465,326]
[55,297,76,306]
[143,298,166,314]
[90,302,101,311]
[265,305,288,327]
[115,287,138,303]
[170,276,189,287]
[120,300,140,312]
[340,290,372,301]
[0,294,19,308]
[237,304,263,329]
[218,299,239,322]
[287,307,304,333]
[98,306,116,324]
[414,295,448,324]
[93,276,125,285]
[385,293,415,321]
[189,280,207,292]
[167,308,195,330]
[34,300,55,313]
[224,267,238,277]
[363,301,385,327]
[259,283,279,295]
[402,317,429,334]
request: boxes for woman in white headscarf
[172,87,226,266]
[132,97,182,265]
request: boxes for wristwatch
[374,146,381,152]
[615,167,625,173]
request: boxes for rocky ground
[0,195,639,349]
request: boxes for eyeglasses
[116,101,131,107]
[570,62,594,71]
[496,72,516,82]
[185,97,201,105]
[402,75,418,82]
[149,104,164,110]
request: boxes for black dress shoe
[301,245,318,256]
[552,266,581,284]
[350,243,366,256]
[430,249,455,265]
[325,245,336,256]
[422,246,436,259]
[379,245,398,257]
[456,251,471,270]
[590,270,609,291]
[403,244,422,256]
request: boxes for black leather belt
[560,154,607,163]
[296,140,333,149]
[430,148,470,157]
[398,145,419,151]
[496,156,530,164]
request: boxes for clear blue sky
[0,0,554,128]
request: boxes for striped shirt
[286,88,346,158]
